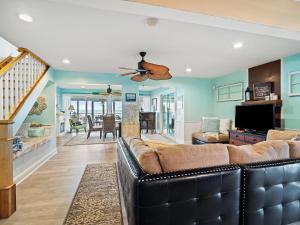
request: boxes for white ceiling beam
[47,0,300,41]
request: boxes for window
[94,101,104,117]
[87,100,92,117]
[71,100,78,113]
[289,71,300,96]
[114,101,122,119]
[69,98,122,119]
[78,100,86,115]
[216,83,244,102]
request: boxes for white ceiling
[139,86,161,91]
[1,0,300,78]
[57,83,122,90]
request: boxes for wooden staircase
[0,48,49,219]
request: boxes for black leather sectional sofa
[117,138,300,225]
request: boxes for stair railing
[0,47,49,219]
[0,48,49,120]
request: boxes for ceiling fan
[92,85,122,97]
[119,52,172,82]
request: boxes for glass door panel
[161,92,175,136]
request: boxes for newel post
[0,120,16,219]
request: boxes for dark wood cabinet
[229,130,266,146]
[139,112,156,133]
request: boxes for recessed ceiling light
[233,42,243,49]
[63,59,70,64]
[18,14,33,22]
[186,68,192,73]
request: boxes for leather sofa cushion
[192,132,229,142]
[288,141,300,159]
[228,140,290,164]
[267,129,300,141]
[156,144,230,173]
[124,137,162,174]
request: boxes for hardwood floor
[0,134,118,225]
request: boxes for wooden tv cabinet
[229,130,266,146]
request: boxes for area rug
[64,133,117,146]
[64,163,123,225]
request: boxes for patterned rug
[64,133,117,146]
[64,163,123,225]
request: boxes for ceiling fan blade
[142,62,169,75]
[112,92,122,96]
[147,71,173,80]
[120,72,137,76]
[99,92,110,96]
[131,74,148,82]
[119,67,137,71]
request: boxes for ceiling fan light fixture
[107,85,112,94]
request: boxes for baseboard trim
[14,148,58,185]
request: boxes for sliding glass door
[161,92,175,136]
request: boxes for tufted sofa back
[118,138,241,225]
[241,159,300,225]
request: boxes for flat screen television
[235,104,275,132]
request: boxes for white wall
[139,96,151,112]
[0,37,18,58]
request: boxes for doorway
[161,92,175,137]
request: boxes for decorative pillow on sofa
[125,137,162,174]
[144,140,174,149]
[227,140,290,164]
[288,141,300,159]
[202,117,220,133]
[266,129,300,141]
[28,127,45,137]
[219,119,232,135]
[156,144,230,173]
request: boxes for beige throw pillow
[156,144,230,173]
[125,137,162,174]
[267,129,300,141]
[227,141,290,164]
[144,140,173,149]
[219,119,232,135]
[288,141,300,159]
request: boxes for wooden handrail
[0,48,49,77]
[0,56,14,70]
[18,48,48,66]
[0,52,27,77]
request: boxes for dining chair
[102,115,117,140]
[87,115,102,139]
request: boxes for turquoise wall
[53,70,214,122]
[282,53,300,130]
[211,54,300,130]
[212,70,248,122]
[25,81,56,125]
